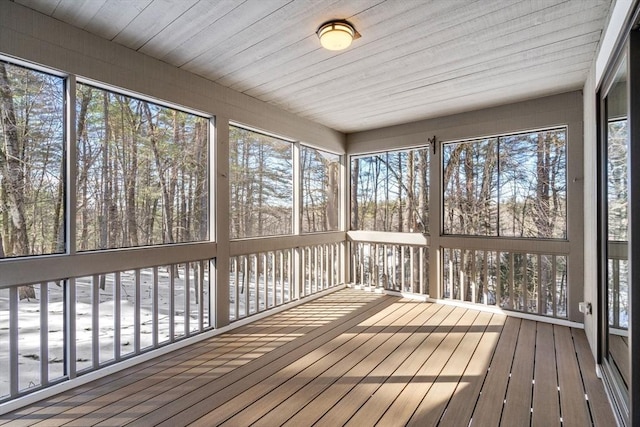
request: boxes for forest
[351,148,430,233]
[443,128,567,239]
[0,61,64,258]
[350,129,567,240]
[0,61,209,262]
[229,125,340,239]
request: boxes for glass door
[601,51,630,421]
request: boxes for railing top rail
[230,232,345,257]
[0,242,217,289]
[347,231,428,246]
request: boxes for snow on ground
[0,268,209,399]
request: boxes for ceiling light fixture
[317,20,360,51]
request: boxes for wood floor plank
[324,304,467,427]
[30,314,328,427]
[572,329,617,427]
[5,325,306,427]
[531,322,561,427]
[3,293,360,425]
[0,290,616,427]
[405,311,494,427]
[554,325,590,427]
[194,301,433,426]
[127,295,399,426]
[342,306,476,427]
[340,309,479,427]
[437,313,506,427]
[242,303,446,427]
[5,290,392,427]
[279,304,458,427]
[501,319,537,426]
[312,308,476,426]
[469,316,522,427]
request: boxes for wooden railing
[348,231,571,319]
[608,241,628,330]
[229,236,344,322]
[0,259,212,402]
[441,247,568,318]
[229,250,294,320]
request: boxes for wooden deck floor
[1,288,615,426]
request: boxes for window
[351,148,429,233]
[301,146,340,233]
[0,61,65,258]
[443,128,567,239]
[229,125,293,239]
[76,83,208,250]
[607,119,628,242]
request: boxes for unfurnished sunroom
[0,0,638,426]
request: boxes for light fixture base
[317,20,360,51]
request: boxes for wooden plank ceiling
[15,0,612,133]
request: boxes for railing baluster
[66,278,77,379]
[552,256,558,317]
[359,244,364,286]
[243,256,250,315]
[168,268,175,342]
[315,246,320,292]
[198,261,204,331]
[9,286,18,396]
[280,251,285,304]
[92,275,99,369]
[253,255,258,312]
[324,244,329,290]
[39,283,49,386]
[233,257,239,320]
[471,250,477,303]
[185,263,191,333]
[400,246,405,291]
[153,267,159,347]
[261,253,267,310]
[612,258,620,327]
[483,251,489,305]
[460,249,470,301]
[114,272,121,358]
[509,252,515,310]
[134,269,141,352]
[496,252,501,309]
[409,246,415,293]
[270,252,276,308]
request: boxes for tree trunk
[326,160,339,230]
[143,103,174,244]
[76,86,92,250]
[0,63,30,255]
[100,92,111,250]
[351,158,359,230]
[407,151,415,231]
[396,154,403,232]
[0,63,35,299]
[536,132,551,237]
[417,149,428,233]
[124,100,139,247]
